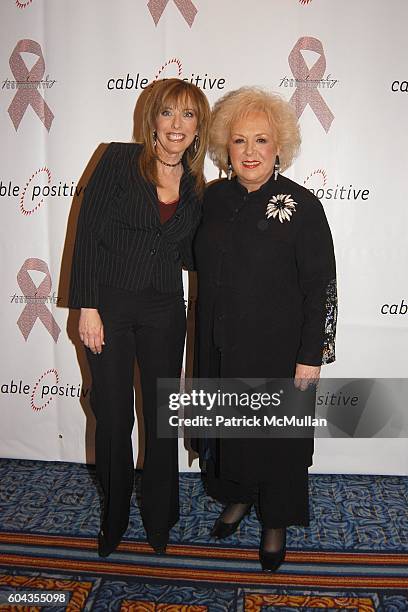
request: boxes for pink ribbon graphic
[288,37,334,133]
[16,258,61,342]
[148,0,197,27]
[8,39,54,131]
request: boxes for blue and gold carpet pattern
[0,459,407,611]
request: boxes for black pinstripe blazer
[68,142,201,308]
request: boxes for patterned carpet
[0,458,407,611]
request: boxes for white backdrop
[1,0,407,474]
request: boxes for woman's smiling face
[155,98,198,160]
[228,111,278,192]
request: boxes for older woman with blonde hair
[193,87,337,571]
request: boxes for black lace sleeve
[322,278,338,364]
[295,197,337,366]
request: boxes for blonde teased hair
[138,78,210,196]
[209,87,301,175]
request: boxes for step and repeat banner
[1,0,407,474]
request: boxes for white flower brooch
[266,194,297,223]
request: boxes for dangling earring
[227,155,233,180]
[193,134,199,154]
[153,130,157,148]
[274,154,280,181]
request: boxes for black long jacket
[193,173,337,483]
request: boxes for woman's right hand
[79,308,105,354]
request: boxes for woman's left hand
[294,363,321,391]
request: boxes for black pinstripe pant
[86,285,186,548]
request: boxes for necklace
[156,155,182,168]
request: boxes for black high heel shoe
[146,530,169,554]
[210,504,252,539]
[98,530,122,558]
[259,527,286,572]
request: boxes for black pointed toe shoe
[98,530,121,558]
[146,530,169,554]
[259,527,286,572]
[210,504,252,539]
